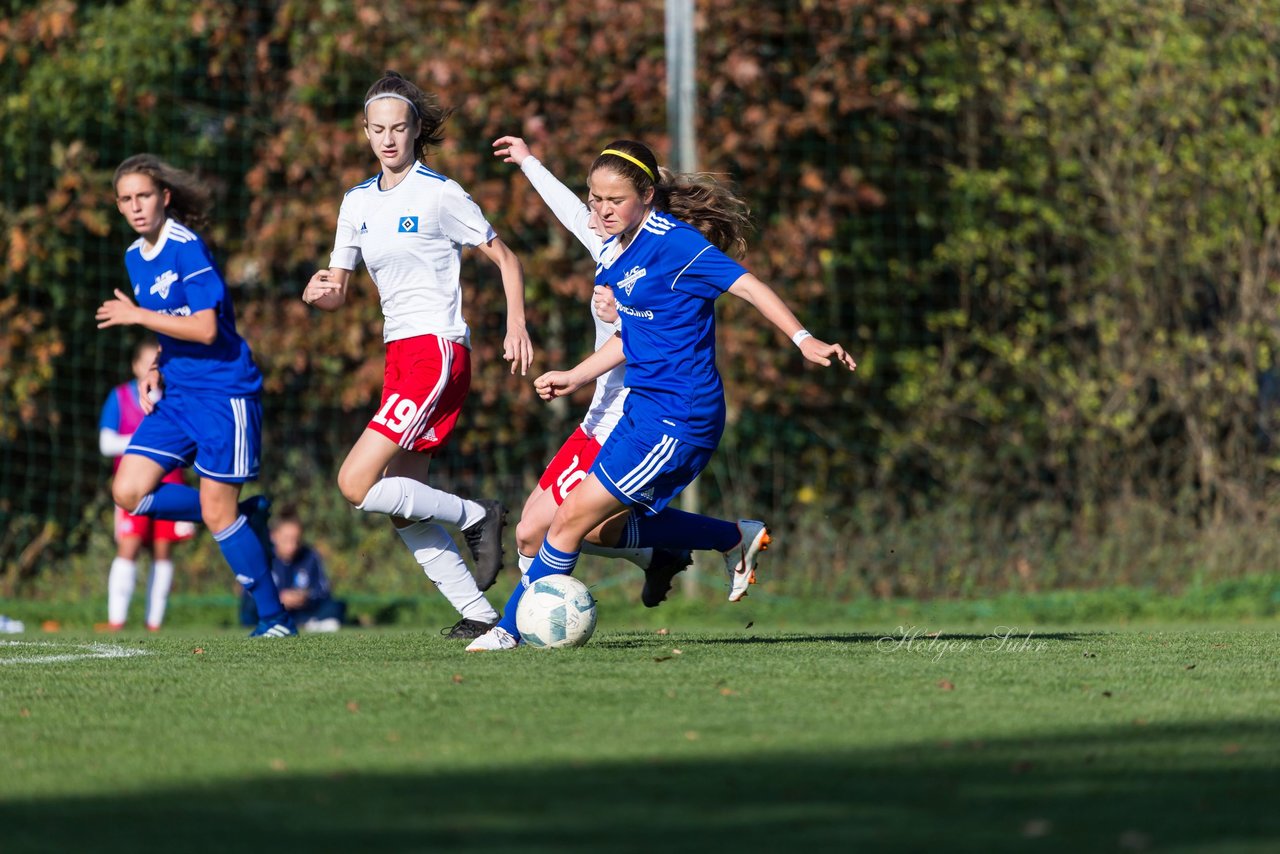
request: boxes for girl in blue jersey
[96,154,293,637]
[468,139,856,650]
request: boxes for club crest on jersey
[150,270,178,300]
[617,265,647,297]
[398,216,419,233]
[359,222,368,234]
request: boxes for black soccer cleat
[641,548,693,608]
[441,617,500,640]
[462,499,508,590]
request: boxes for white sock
[358,477,484,528]
[395,521,498,622]
[583,542,654,569]
[518,552,535,572]
[108,557,136,625]
[146,559,174,628]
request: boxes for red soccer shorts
[537,427,605,505]
[370,334,471,453]
[114,506,196,544]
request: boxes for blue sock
[214,516,284,622]
[133,483,202,522]
[616,509,741,552]
[496,539,580,639]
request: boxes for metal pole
[666,0,706,595]
[666,0,697,173]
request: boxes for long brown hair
[592,140,752,258]
[364,70,452,163]
[113,154,213,233]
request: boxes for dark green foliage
[4,1,1280,596]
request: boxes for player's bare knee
[514,517,544,555]
[336,469,369,507]
[111,481,142,513]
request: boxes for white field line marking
[0,640,150,665]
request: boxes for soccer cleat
[641,548,693,608]
[249,613,298,638]
[465,626,520,652]
[723,520,771,602]
[462,499,508,591]
[441,617,499,639]
[238,494,274,559]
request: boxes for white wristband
[791,329,813,348]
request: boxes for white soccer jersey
[520,157,628,442]
[330,164,497,346]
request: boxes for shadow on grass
[4,720,1276,853]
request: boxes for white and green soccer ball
[515,574,598,648]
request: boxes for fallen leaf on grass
[41,621,60,633]
[671,648,682,655]
[192,648,205,655]
[655,628,669,635]
[684,731,699,740]
[719,687,738,697]
[19,708,30,718]
[269,758,287,771]
[1184,664,1196,670]
[1118,830,1151,850]
[1022,819,1052,838]
[937,679,955,691]
[1223,743,1241,755]
[451,674,464,684]
[346,701,359,713]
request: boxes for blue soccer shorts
[124,391,262,483]
[591,413,715,515]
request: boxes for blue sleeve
[301,547,332,599]
[670,240,747,300]
[99,386,122,431]
[177,237,226,314]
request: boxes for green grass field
[2,620,1278,853]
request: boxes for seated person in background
[239,506,346,632]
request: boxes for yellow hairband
[600,148,656,184]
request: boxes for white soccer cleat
[465,626,520,652]
[723,520,771,602]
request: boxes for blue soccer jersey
[122,219,262,396]
[595,210,747,448]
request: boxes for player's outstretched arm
[533,333,626,401]
[493,135,605,261]
[302,268,350,311]
[727,273,857,371]
[96,289,218,345]
[475,235,534,376]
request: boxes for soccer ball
[515,574,598,648]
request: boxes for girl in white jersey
[498,137,692,607]
[303,71,534,640]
